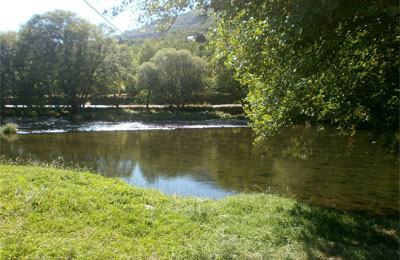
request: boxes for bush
[1,123,18,135]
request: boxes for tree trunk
[69,94,79,115]
[146,91,150,113]
[113,92,120,109]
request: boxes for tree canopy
[214,0,399,146]
[137,48,207,109]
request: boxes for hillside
[125,9,216,39]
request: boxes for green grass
[0,164,398,259]
[0,123,18,135]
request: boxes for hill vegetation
[125,9,215,39]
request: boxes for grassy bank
[0,165,398,259]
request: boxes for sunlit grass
[0,164,398,259]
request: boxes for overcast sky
[0,0,136,32]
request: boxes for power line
[81,0,131,40]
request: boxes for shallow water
[1,126,398,216]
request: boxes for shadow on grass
[289,202,399,260]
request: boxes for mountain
[125,9,216,39]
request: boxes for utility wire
[81,0,131,40]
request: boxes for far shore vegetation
[0,164,398,259]
[1,105,247,125]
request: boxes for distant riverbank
[0,164,398,259]
[1,105,249,134]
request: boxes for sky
[0,0,137,33]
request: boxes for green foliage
[211,0,399,150]
[0,164,398,259]
[137,61,160,109]
[136,48,207,108]
[1,123,18,135]
[137,39,158,64]
[1,10,136,113]
[94,41,136,108]
[209,56,248,104]
[0,32,19,107]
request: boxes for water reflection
[123,164,235,198]
[0,126,398,216]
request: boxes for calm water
[1,126,398,216]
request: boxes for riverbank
[0,164,398,259]
[1,105,249,133]
[1,104,246,121]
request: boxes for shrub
[1,123,18,135]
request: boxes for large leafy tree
[212,0,399,147]
[137,61,160,110]
[136,48,207,108]
[94,38,136,108]
[18,10,125,112]
[0,32,20,108]
[17,12,64,107]
[111,0,399,148]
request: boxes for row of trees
[0,10,245,112]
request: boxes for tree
[17,12,64,108]
[151,48,207,108]
[18,10,125,113]
[138,39,158,64]
[95,39,136,108]
[0,32,20,108]
[137,62,160,111]
[136,48,207,109]
[212,0,399,149]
